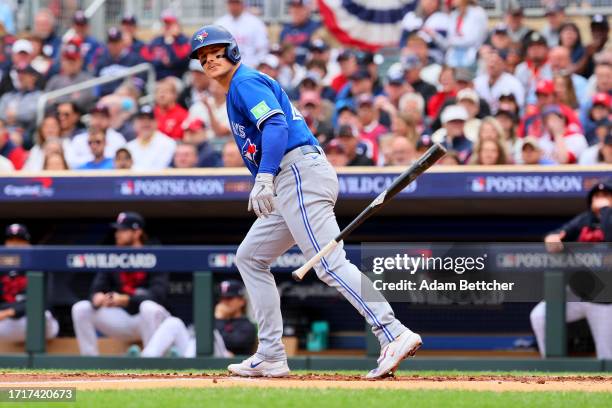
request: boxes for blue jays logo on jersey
[241,138,258,166]
[195,31,208,43]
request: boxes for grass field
[0,370,610,408]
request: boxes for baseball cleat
[365,331,422,379]
[227,355,290,377]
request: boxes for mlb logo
[120,181,135,195]
[499,254,515,268]
[67,254,85,268]
[209,254,228,268]
[471,177,486,192]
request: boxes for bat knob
[292,271,303,282]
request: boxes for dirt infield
[0,372,611,393]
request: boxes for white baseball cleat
[227,355,290,378]
[365,331,422,379]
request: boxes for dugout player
[71,212,170,355]
[0,224,59,342]
[190,25,422,378]
[530,181,612,358]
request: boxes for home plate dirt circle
[0,373,611,393]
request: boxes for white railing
[36,62,156,125]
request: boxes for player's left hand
[248,173,275,218]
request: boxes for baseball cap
[12,39,33,55]
[337,49,355,62]
[545,4,563,16]
[121,13,137,25]
[587,180,612,205]
[73,10,88,25]
[107,27,122,42]
[541,104,564,118]
[591,14,609,29]
[5,224,30,242]
[161,9,178,23]
[184,118,205,132]
[441,105,468,124]
[386,64,405,85]
[62,41,81,60]
[535,79,555,95]
[111,211,145,230]
[300,71,321,87]
[521,136,540,150]
[259,54,280,70]
[189,58,204,72]
[495,109,518,123]
[336,124,356,138]
[324,139,346,154]
[219,280,246,298]
[457,88,479,104]
[136,104,155,119]
[527,32,548,47]
[90,103,110,116]
[356,94,374,107]
[492,23,509,35]
[336,100,356,115]
[454,68,474,83]
[402,53,421,70]
[592,92,611,108]
[350,69,370,81]
[309,39,329,53]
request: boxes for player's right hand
[248,173,275,218]
[544,231,566,253]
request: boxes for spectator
[100,94,137,142]
[356,94,387,164]
[427,66,457,121]
[114,147,133,170]
[299,90,333,145]
[257,54,280,80]
[553,73,578,110]
[403,54,437,103]
[439,150,461,165]
[215,0,269,67]
[0,64,42,139]
[443,0,488,69]
[580,125,612,165]
[538,104,588,164]
[189,79,231,140]
[22,115,66,171]
[390,112,420,145]
[66,104,126,169]
[27,33,54,79]
[127,105,176,170]
[45,39,95,112]
[531,182,612,360]
[455,88,481,142]
[469,138,509,165]
[280,0,321,65]
[558,22,584,66]
[72,212,170,356]
[335,124,374,166]
[477,116,505,144]
[140,10,190,80]
[382,65,411,111]
[77,129,114,170]
[515,32,553,105]
[0,118,26,169]
[487,23,512,56]
[398,92,427,137]
[520,137,555,165]
[549,46,588,104]
[474,49,524,113]
[402,33,441,86]
[583,93,611,147]
[330,50,358,94]
[324,139,349,168]
[277,43,306,90]
[94,27,143,96]
[439,105,472,163]
[222,141,244,167]
[400,0,449,56]
[307,40,335,84]
[385,136,418,166]
[42,150,68,171]
[494,109,520,161]
[335,69,376,113]
[0,39,41,95]
[179,59,210,110]
[71,10,102,71]
[576,14,610,78]
[120,13,145,54]
[504,5,532,44]
[56,101,84,139]
[540,4,565,48]
[182,118,222,167]
[581,62,612,126]
[0,224,59,343]
[154,77,189,140]
[171,142,199,169]
[32,9,61,61]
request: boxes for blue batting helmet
[190,25,241,64]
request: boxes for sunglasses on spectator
[58,110,74,117]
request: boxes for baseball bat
[291,142,447,282]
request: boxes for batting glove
[248,173,275,218]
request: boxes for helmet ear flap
[225,42,241,64]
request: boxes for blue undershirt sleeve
[258,113,288,175]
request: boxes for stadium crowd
[0,0,611,173]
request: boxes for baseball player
[190,25,422,378]
[530,181,612,358]
[0,224,59,342]
[71,212,170,355]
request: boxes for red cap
[62,39,82,59]
[592,92,611,108]
[184,118,205,132]
[535,79,554,95]
[161,9,178,23]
